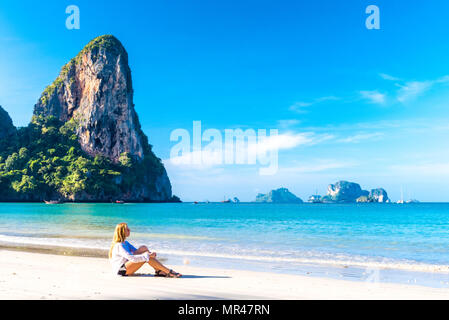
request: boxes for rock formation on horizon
[357,188,390,203]
[323,181,369,203]
[255,188,303,203]
[317,181,390,203]
[368,188,389,203]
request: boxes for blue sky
[2,0,449,201]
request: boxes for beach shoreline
[1,249,449,300]
[3,203,449,296]
[2,242,449,290]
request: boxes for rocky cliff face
[325,181,369,203]
[32,35,173,202]
[255,188,303,203]
[0,106,16,139]
[34,35,143,162]
[369,188,389,203]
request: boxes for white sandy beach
[1,250,449,299]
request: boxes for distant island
[255,188,303,204]
[255,181,401,204]
[319,181,390,203]
[0,35,180,203]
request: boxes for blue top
[121,241,137,255]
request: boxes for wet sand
[1,250,449,299]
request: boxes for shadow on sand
[132,273,231,279]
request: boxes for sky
[2,0,449,201]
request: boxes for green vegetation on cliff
[0,115,171,202]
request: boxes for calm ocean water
[2,202,449,286]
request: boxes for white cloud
[337,132,384,143]
[165,150,221,170]
[165,131,320,169]
[396,81,433,103]
[393,75,449,103]
[277,119,301,128]
[360,90,386,104]
[315,96,340,103]
[289,102,312,113]
[280,160,356,174]
[379,73,401,81]
[435,75,449,84]
[305,133,335,145]
[360,73,449,105]
[390,162,449,176]
[256,132,312,151]
[290,73,449,111]
[289,96,339,113]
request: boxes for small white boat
[44,200,63,204]
[397,186,404,204]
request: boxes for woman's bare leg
[125,247,182,277]
[125,261,146,275]
[132,246,171,274]
[147,257,171,274]
[148,258,182,277]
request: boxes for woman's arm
[125,241,157,258]
[117,243,150,263]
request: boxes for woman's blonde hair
[108,222,128,259]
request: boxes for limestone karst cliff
[0,35,177,202]
[368,188,389,203]
[323,181,369,203]
[34,35,144,163]
[318,181,389,203]
[0,106,16,139]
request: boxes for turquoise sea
[1,202,449,287]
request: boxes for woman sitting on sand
[109,222,182,278]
